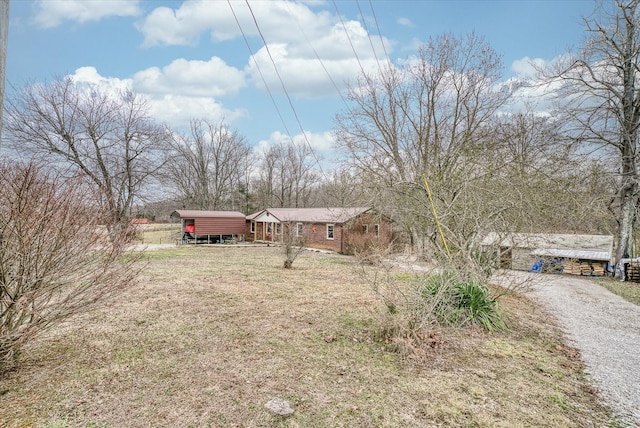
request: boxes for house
[481,232,613,275]
[170,210,246,244]
[246,207,392,253]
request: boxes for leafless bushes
[0,162,140,373]
[282,222,305,269]
[355,244,508,359]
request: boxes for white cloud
[138,0,333,47]
[70,66,133,90]
[510,56,547,79]
[246,20,390,98]
[397,17,415,28]
[132,56,246,97]
[502,55,578,115]
[256,130,335,155]
[146,94,247,129]
[138,1,392,98]
[34,0,141,28]
[294,130,334,152]
[136,2,220,47]
[66,67,245,130]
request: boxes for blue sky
[6,0,596,159]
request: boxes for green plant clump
[419,272,507,332]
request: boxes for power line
[243,0,326,178]
[282,1,351,111]
[355,0,383,76]
[226,0,295,142]
[228,1,393,182]
[367,0,393,73]
[332,0,367,79]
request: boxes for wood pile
[563,260,606,276]
[564,260,580,275]
[591,262,606,276]
[626,263,640,282]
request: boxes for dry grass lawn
[599,278,640,306]
[0,246,613,427]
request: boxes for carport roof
[171,210,246,219]
[531,248,612,261]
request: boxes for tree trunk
[616,183,638,263]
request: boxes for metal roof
[530,248,612,261]
[248,207,371,223]
[245,210,263,220]
[171,210,246,219]
[481,232,613,253]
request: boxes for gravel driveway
[496,271,640,424]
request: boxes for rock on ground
[265,397,294,416]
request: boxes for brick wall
[246,214,393,253]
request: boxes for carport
[170,210,246,244]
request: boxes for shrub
[359,257,508,359]
[419,272,507,332]
[0,161,140,373]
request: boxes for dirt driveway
[495,271,640,424]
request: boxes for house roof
[248,207,371,223]
[171,210,246,219]
[246,211,262,220]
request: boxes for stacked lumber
[580,262,593,276]
[591,263,606,277]
[563,260,606,276]
[626,263,640,282]
[563,260,582,275]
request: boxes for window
[374,224,380,238]
[250,221,255,233]
[327,224,335,240]
[276,223,281,235]
[363,224,369,233]
[296,223,303,237]
[266,223,272,234]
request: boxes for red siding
[193,217,246,235]
[172,210,246,236]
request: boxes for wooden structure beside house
[481,232,613,275]
[246,207,392,253]
[171,210,246,244]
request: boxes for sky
[5,0,597,163]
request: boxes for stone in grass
[265,397,294,416]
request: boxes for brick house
[246,207,392,253]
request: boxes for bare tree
[280,221,306,269]
[311,167,363,207]
[253,144,279,209]
[164,119,251,211]
[491,111,613,235]
[550,0,640,262]
[0,161,140,373]
[4,77,167,240]
[335,32,510,263]
[253,139,318,209]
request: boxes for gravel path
[498,272,640,424]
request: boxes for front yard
[0,246,612,427]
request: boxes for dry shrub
[356,246,507,360]
[0,161,141,374]
[347,233,395,264]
